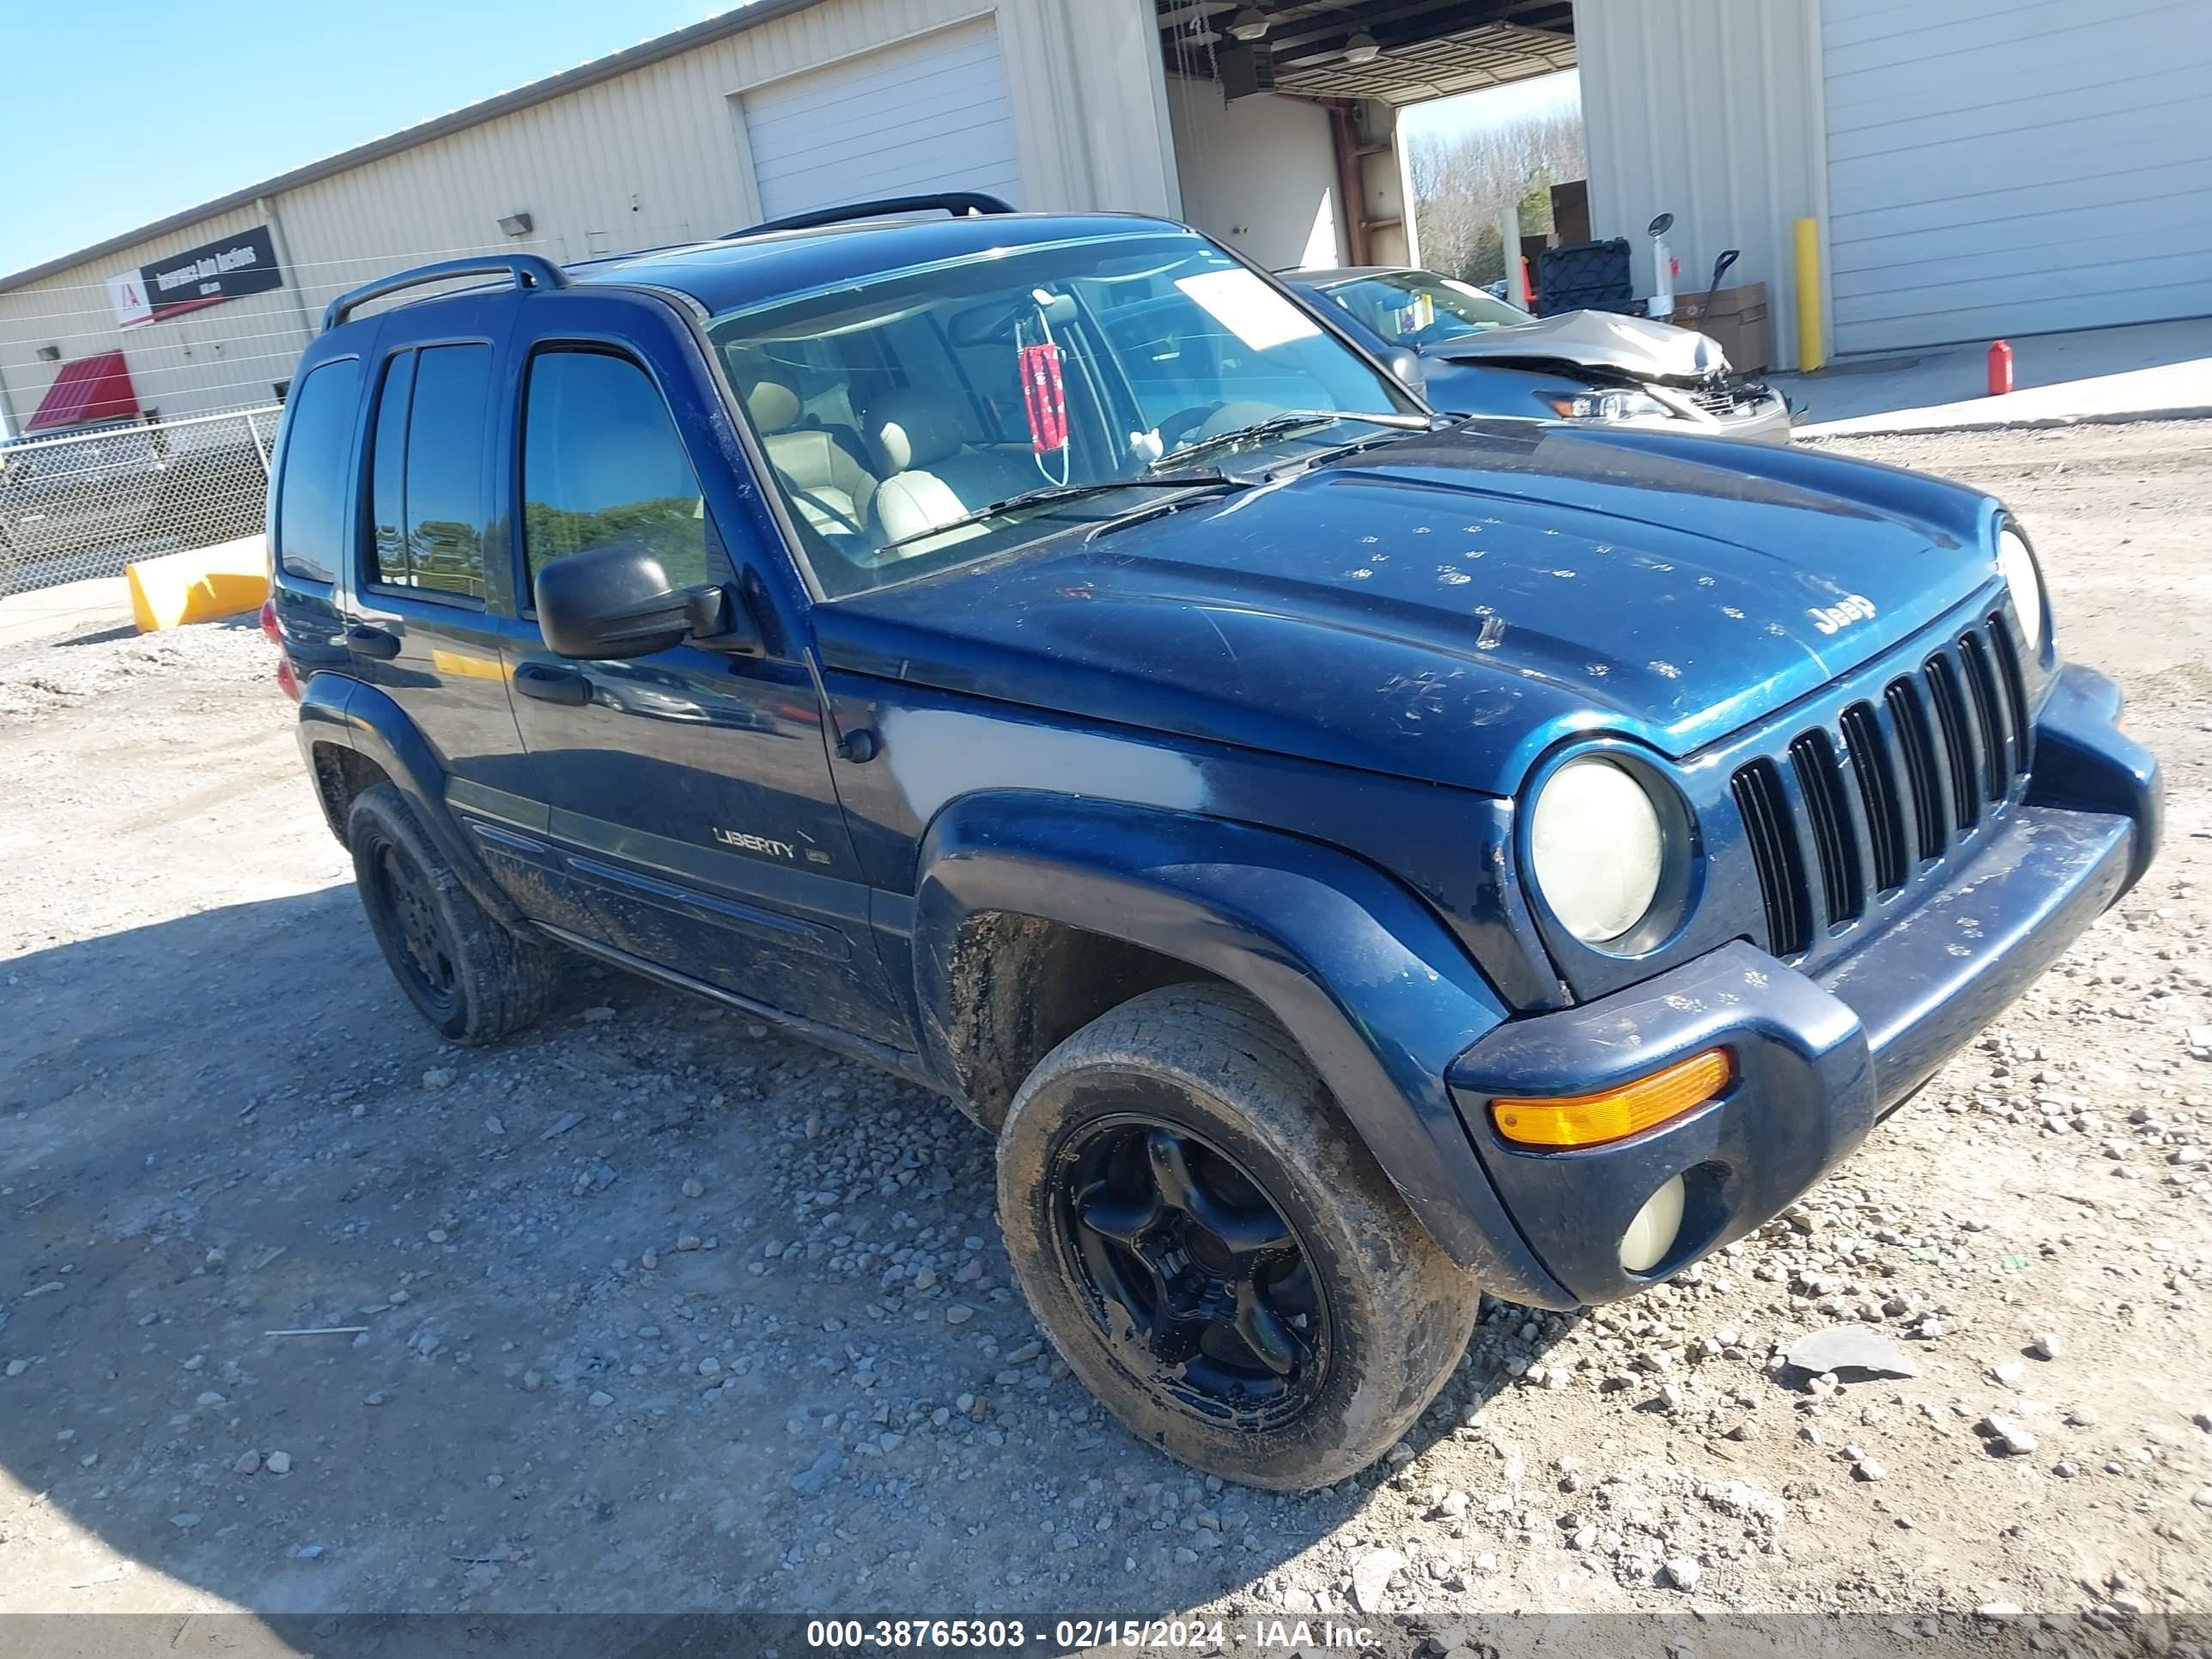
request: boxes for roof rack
[323,253,568,332]
[726,191,1017,240]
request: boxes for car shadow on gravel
[2,889,1577,1620]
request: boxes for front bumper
[1444,664,2159,1306]
[1710,389,1795,444]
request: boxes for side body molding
[295,675,534,932]
[910,793,1570,1303]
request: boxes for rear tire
[997,985,1480,1491]
[346,782,561,1046]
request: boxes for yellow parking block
[127,536,270,633]
[430,647,511,681]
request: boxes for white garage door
[1824,0,2212,355]
[742,19,1023,223]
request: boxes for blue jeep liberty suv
[266,195,2160,1491]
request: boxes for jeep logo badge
[1808,593,1877,636]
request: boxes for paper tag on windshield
[1176,269,1322,352]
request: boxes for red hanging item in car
[1019,341,1068,453]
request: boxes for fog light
[1619,1174,1686,1273]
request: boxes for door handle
[514,662,592,706]
[346,623,401,660]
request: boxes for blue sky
[3,6,1581,280]
[1,0,732,277]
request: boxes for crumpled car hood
[817,421,1998,798]
[1430,308,1729,381]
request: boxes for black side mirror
[534,542,760,659]
[1382,346,1426,395]
[1647,212,1674,238]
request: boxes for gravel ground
[1,422,2208,1635]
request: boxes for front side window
[520,350,710,592]
[1316,271,1528,349]
[708,230,1419,598]
[275,358,362,583]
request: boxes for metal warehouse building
[3,0,2208,437]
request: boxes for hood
[817,422,1996,798]
[1430,309,1728,382]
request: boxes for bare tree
[1409,102,1587,285]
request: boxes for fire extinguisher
[1987,339,2014,397]
[1647,211,1679,320]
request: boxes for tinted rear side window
[521,350,709,590]
[276,358,362,583]
[366,343,492,600]
[368,353,416,586]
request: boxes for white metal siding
[0,203,317,431]
[744,19,1021,219]
[0,0,1176,429]
[1576,0,1829,369]
[1164,79,1346,270]
[1825,0,2212,353]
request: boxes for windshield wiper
[1148,409,1432,473]
[873,473,1238,555]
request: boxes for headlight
[1528,757,1667,944]
[1540,389,1677,422]
[1997,526,2044,651]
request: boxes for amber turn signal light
[1491,1048,1735,1150]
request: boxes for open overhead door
[742,19,1023,222]
[1824,0,2212,355]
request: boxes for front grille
[1732,758,1811,958]
[1923,652,1980,832]
[1686,379,1754,416]
[1733,614,2032,958]
[1886,677,1947,860]
[1789,728,1863,927]
[1839,702,1908,894]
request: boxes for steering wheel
[1194,399,1286,441]
[1154,404,1218,449]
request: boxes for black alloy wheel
[343,781,562,1046]
[997,986,1483,1490]
[1054,1116,1330,1429]
[368,836,461,1018]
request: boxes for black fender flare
[295,674,533,932]
[911,791,1568,1302]
[2027,663,2162,896]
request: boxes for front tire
[997,986,1480,1491]
[346,782,561,1046]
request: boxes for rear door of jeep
[335,294,542,819]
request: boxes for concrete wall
[1164,78,1347,271]
[0,0,1178,431]
[1575,0,1828,369]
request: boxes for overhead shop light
[1226,6,1270,41]
[1343,29,1381,64]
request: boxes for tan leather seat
[866,390,1033,548]
[744,377,877,539]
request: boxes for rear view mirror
[534,542,758,659]
[1647,212,1674,238]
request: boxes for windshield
[1318,270,1528,349]
[708,229,1418,597]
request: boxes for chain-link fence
[0,404,280,597]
